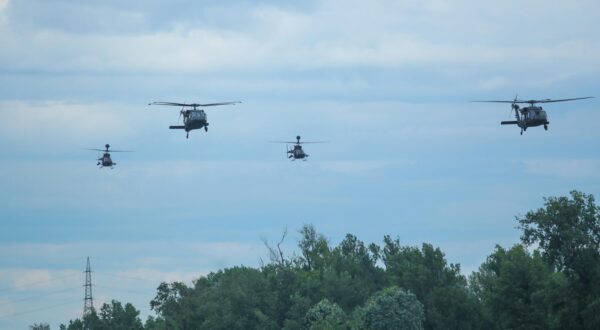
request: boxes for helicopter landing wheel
[186,132,189,139]
[544,124,548,131]
[204,126,208,132]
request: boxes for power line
[93,270,164,284]
[0,272,80,293]
[0,298,82,319]
[93,284,152,296]
[0,286,80,306]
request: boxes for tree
[361,287,425,330]
[304,298,347,329]
[470,245,555,330]
[382,237,483,329]
[517,191,600,329]
[98,300,144,330]
[518,190,600,273]
[61,301,142,330]
[298,225,331,271]
[30,323,50,330]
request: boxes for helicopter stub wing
[169,125,186,129]
[501,121,519,125]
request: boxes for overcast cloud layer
[1,0,599,328]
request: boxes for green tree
[361,287,424,330]
[304,298,347,329]
[382,237,483,329]
[517,191,600,329]
[298,225,331,271]
[29,323,50,330]
[98,300,144,330]
[470,245,555,330]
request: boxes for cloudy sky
[1,0,599,327]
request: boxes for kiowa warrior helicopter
[86,144,133,169]
[272,136,326,161]
[148,101,241,138]
[474,96,593,135]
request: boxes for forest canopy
[61,191,600,330]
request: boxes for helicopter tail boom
[501,121,519,125]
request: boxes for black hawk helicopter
[474,96,593,135]
[272,136,326,161]
[86,144,133,169]
[148,101,241,138]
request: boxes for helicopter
[474,96,594,135]
[86,144,133,169]
[148,101,241,138]
[272,136,326,161]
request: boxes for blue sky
[1,0,599,328]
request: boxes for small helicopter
[272,136,326,161]
[148,101,241,138]
[474,96,593,135]
[86,144,133,169]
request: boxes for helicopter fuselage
[289,145,307,160]
[170,110,209,138]
[519,106,548,128]
[501,106,549,134]
[98,153,115,168]
[183,110,208,131]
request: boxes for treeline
[60,191,600,329]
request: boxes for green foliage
[29,323,50,330]
[518,190,600,273]
[517,190,600,329]
[382,237,482,329]
[58,192,600,330]
[62,302,143,330]
[470,245,554,329]
[361,286,424,330]
[304,298,347,329]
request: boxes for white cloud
[1,1,599,75]
[0,101,133,148]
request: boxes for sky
[1,0,599,328]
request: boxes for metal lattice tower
[83,256,94,316]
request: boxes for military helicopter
[474,96,593,135]
[272,136,326,161]
[86,144,133,169]
[148,101,241,138]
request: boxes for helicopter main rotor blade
[472,97,594,104]
[270,141,328,144]
[471,100,517,103]
[149,101,241,107]
[196,101,241,107]
[532,97,594,103]
[86,149,106,152]
[148,102,192,107]
[108,150,134,152]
